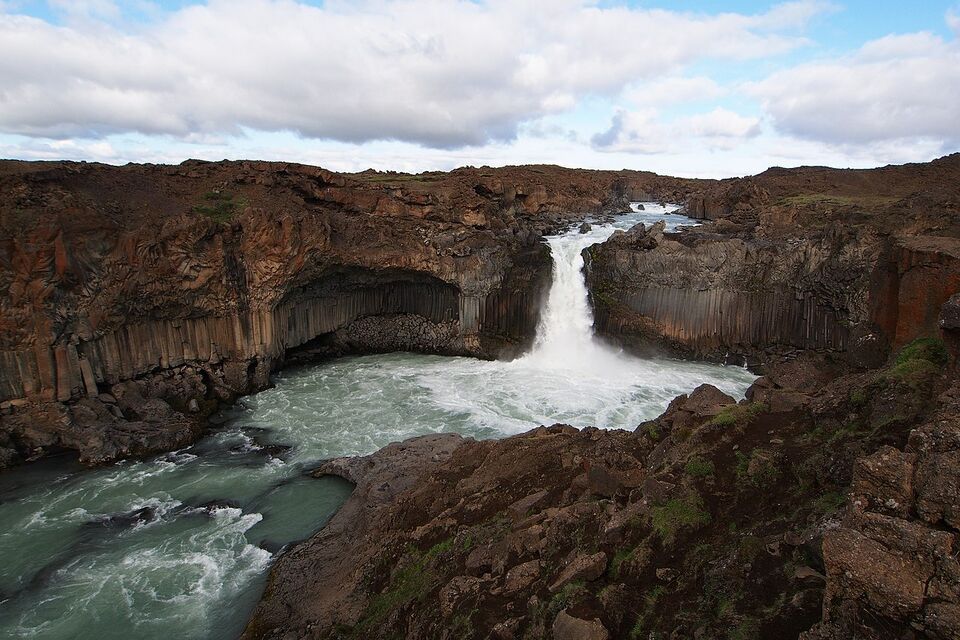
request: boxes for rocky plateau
[3,155,960,639]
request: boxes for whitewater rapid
[0,204,755,639]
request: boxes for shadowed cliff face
[586,154,960,369]
[585,224,889,367]
[0,159,699,468]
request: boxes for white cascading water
[525,230,601,368]
[520,203,692,378]
[522,217,646,375]
[0,204,756,640]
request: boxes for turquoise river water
[0,205,755,639]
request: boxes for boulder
[850,446,916,518]
[915,450,960,529]
[552,610,609,640]
[549,552,607,592]
[821,527,928,620]
[683,384,737,417]
[503,560,540,593]
[438,575,482,617]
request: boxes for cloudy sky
[0,0,958,177]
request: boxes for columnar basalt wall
[0,159,583,466]
[587,222,960,367]
[607,288,850,356]
[585,224,889,365]
[0,246,553,402]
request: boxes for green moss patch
[684,456,715,478]
[710,402,767,429]
[652,492,711,545]
[193,190,243,223]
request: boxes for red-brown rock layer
[587,154,960,367]
[0,159,697,467]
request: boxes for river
[0,204,755,639]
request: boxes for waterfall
[522,203,684,372]
[525,227,617,368]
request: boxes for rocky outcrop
[586,222,889,366]
[243,425,648,640]
[0,159,703,468]
[243,336,959,639]
[803,385,960,640]
[586,154,960,368]
[244,433,468,638]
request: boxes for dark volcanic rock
[243,340,960,640]
[0,159,705,469]
[244,433,467,637]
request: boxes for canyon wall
[587,155,960,368]
[586,224,888,366]
[2,155,960,467]
[0,159,696,467]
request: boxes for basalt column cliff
[0,160,698,468]
[587,155,960,368]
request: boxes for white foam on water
[0,204,755,640]
[6,504,271,639]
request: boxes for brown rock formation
[587,154,960,367]
[803,384,960,640]
[243,335,959,639]
[0,159,696,468]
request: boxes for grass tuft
[193,190,244,223]
[629,586,666,639]
[651,492,711,545]
[709,402,767,429]
[684,456,715,478]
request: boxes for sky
[0,0,958,177]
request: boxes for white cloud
[0,0,826,148]
[949,8,960,35]
[685,108,762,139]
[623,76,725,108]
[749,23,960,147]
[591,107,761,154]
[753,0,839,30]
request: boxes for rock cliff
[4,154,960,638]
[586,154,960,368]
[236,155,960,640]
[244,342,960,640]
[0,159,697,467]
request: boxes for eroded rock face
[803,386,960,640]
[0,160,700,468]
[586,155,960,368]
[586,222,889,365]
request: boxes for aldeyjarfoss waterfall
[0,204,755,639]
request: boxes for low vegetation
[629,586,666,639]
[710,402,767,428]
[651,491,711,545]
[352,538,453,635]
[882,337,949,386]
[684,455,715,478]
[193,190,244,223]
